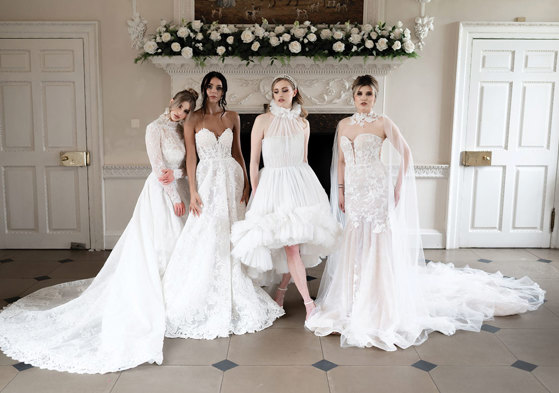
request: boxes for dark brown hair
[351,75,379,97]
[271,76,308,118]
[201,71,227,116]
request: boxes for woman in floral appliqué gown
[306,75,545,350]
[0,90,197,373]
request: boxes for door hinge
[551,208,556,233]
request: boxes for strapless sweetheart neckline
[196,128,232,141]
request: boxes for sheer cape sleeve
[145,122,182,205]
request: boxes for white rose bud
[307,33,317,42]
[196,32,204,40]
[143,40,158,54]
[396,20,403,28]
[392,41,402,50]
[288,41,302,53]
[364,39,374,49]
[281,33,291,42]
[320,29,332,39]
[270,36,280,46]
[195,42,203,49]
[241,29,255,43]
[155,35,162,43]
[274,25,285,34]
[171,42,181,52]
[352,45,358,52]
[404,28,411,38]
[177,27,189,38]
[216,46,226,56]
[161,32,171,42]
[363,24,373,33]
[349,33,361,44]
[370,31,378,39]
[376,38,388,51]
[333,30,344,40]
[332,41,345,52]
[191,20,203,31]
[310,26,317,33]
[181,46,193,58]
[303,20,311,26]
[226,36,234,45]
[403,40,415,53]
[251,41,261,51]
[210,31,221,41]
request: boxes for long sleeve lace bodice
[145,112,186,204]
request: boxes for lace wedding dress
[305,113,545,350]
[231,102,341,286]
[0,112,189,373]
[163,127,284,339]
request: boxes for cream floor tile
[162,337,229,365]
[415,331,516,366]
[538,279,559,316]
[1,368,119,393]
[424,249,479,263]
[0,352,17,366]
[497,328,559,365]
[0,279,36,299]
[0,366,18,391]
[0,261,61,279]
[491,306,559,329]
[269,302,307,328]
[228,328,322,366]
[472,249,539,261]
[48,261,105,280]
[533,366,559,393]
[221,366,329,393]
[431,366,548,393]
[527,249,559,261]
[462,259,559,279]
[320,335,420,366]
[328,366,439,393]
[111,366,221,393]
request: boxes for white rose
[363,24,373,33]
[281,33,291,42]
[269,36,280,46]
[255,26,265,38]
[143,40,158,54]
[293,27,306,38]
[370,31,378,39]
[228,24,238,33]
[196,32,204,40]
[333,30,344,40]
[403,39,415,53]
[220,25,231,34]
[391,29,402,40]
[392,41,401,50]
[332,41,345,52]
[226,36,234,45]
[155,35,162,43]
[349,33,361,44]
[210,31,221,41]
[251,41,261,51]
[404,28,411,39]
[156,26,165,34]
[191,20,203,31]
[161,32,171,42]
[364,39,374,49]
[171,42,181,52]
[376,38,388,51]
[216,46,226,56]
[181,46,193,58]
[177,27,189,38]
[241,29,255,43]
[310,26,317,33]
[274,25,285,34]
[396,20,403,28]
[288,41,301,53]
[350,27,359,35]
[320,29,332,39]
[307,33,317,42]
[381,30,389,37]
[303,20,311,26]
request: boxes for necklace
[350,110,378,127]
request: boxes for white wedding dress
[305,113,545,350]
[0,112,188,373]
[163,127,284,339]
[231,102,341,286]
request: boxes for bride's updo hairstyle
[169,88,199,137]
[201,71,228,115]
[271,75,308,118]
[351,74,379,98]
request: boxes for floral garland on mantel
[135,19,417,66]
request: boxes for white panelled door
[0,38,90,248]
[459,39,559,247]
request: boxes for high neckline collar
[350,110,378,127]
[270,100,301,119]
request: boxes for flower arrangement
[135,19,417,65]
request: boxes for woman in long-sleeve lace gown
[0,89,197,373]
[305,75,545,350]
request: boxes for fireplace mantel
[150,56,406,113]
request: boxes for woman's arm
[249,115,265,191]
[184,115,203,215]
[303,119,310,163]
[229,111,250,203]
[337,127,346,212]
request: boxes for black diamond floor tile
[4,296,20,304]
[425,259,432,263]
[34,275,51,281]
[12,362,33,371]
[212,359,238,372]
[58,258,73,263]
[0,258,14,263]
[481,324,501,333]
[306,275,317,281]
[412,360,437,372]
[537,258,552,263]
[511,360,537,372]
[478,258,493,263]
[312,359,338,372]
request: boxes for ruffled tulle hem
[231,204,341,275]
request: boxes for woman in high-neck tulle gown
[0,90,197,373]
[305,75,545,350]
[163,72,283,339]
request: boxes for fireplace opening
[240,113,347,197]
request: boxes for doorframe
[446,21,559,249]
[0,22,105,249]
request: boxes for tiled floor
[0,248,559,393]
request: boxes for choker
[350,111,378,127]
[269,100,302,119]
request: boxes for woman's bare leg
[274,273,291,307]
[284,245,315,319]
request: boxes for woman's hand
[159,169,175,185]
[241,184,250,204]
[173,202,186,217]
[189,191,203,216]
[338,187,345,213]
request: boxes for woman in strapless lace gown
[306,75,545,350]
[163,72,283,339]
[0,90,197,373]
[231,75,341,320]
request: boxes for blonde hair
[169,88,198,137]
[271,75,308,118]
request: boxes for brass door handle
[59,151,90,167]
[461,151,492,166]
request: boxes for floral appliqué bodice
[195,128,234,161]
[340,133,389,231]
